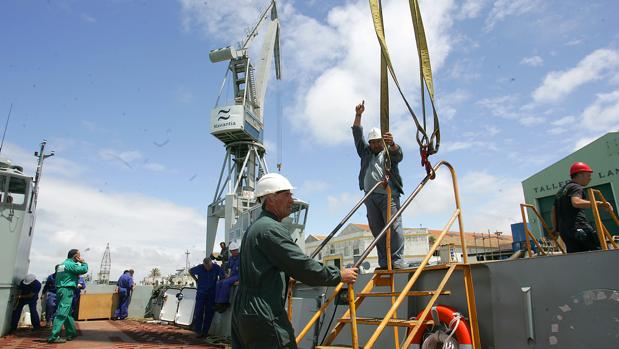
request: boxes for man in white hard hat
[11,273,42,332]
[231,173,359,349]
[353,101,407,269]
[214,240,240,312]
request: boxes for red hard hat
[570,162,593,176]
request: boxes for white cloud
[573,136,598,151]
[0,142,85,178]
[582,90,619,132]
[520,55,543,67]
[143,162,167,172]
[519,116,544,126]
[403,170,524,234]
[477,95,519,118]
[180,0,457,147]
[457,0,488,20]
[179,0,264,44]
[31,177,210,282]
[484,0,537,31]
[551,115,576,127]
[297,180,329,196]
[327,192,360,211]
[533,48,619,103]
[99,149,143,169]
[441,140,495,153]
[80,14,96,23]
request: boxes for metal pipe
[309,181,383,259]
[352,161,440,268]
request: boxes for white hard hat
[255,173,294,198]
[229,240,240,251]
[23,274,36,285]
[367,127,382,141]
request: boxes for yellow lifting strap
[369,0,441,176]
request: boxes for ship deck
[0,320,228,349]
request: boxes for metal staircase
[292,161,481,349]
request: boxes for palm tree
[149,268,161,278]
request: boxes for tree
[149,268,161,278]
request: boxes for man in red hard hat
[552,162,614,253]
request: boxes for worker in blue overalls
[11,274,42,331]
[189,257,224,337]
[71,276,86,319]
[214,240,240,312]
[41,268,58,327]
[113,269,134,320]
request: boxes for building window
[353,240,361,255]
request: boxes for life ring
[409,305,473,349]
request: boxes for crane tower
[206,0,307,255]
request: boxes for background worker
[212,241,229,271]
[552,162,614,253]
[352,101,407,269]
[41,267,59,327]
[10,274,41,332]
[113,269,135,320]
[189,257,224,337]
[71,276,86,319]
[48,249,88,344]
[231,173,358,349]
[214,240,240,312]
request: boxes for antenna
[0,103,13,155]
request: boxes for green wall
[521,132,619,238]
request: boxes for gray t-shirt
[363,151,387,195]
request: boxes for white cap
[229,240,240,251]
[255,173,294,198]
[23,274,36,285]
[367,127,382,141]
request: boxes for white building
[305,224,514,272]
[305,224,430,273]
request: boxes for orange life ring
[409,305,473,349]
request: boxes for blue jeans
[114,288,131,319]
[11,300,41,330]
[365,192,405,268]
[193,291,215,335]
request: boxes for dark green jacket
[231,210,341,349]
[55,259,89,288]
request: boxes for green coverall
[231,210,341,349]
[48,258,88,342]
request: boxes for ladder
[293,161,481,349]
[519,203,566,256]
[586,188,619,250]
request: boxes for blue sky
[1,0,618,281]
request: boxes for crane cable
[369,0,440,179]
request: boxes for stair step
[339,316,433,327]
[359,290,451,297]
[374,263,460,274]
[373,274,393,287]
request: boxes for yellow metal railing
[587,189,619,250]
[297,161,480,349]
[519,203,566,256]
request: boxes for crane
[205,0,307,256]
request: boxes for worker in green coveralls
[47,249,88,344]
[231,173,359,349]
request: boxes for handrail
[588,189,619,250]
[286,180,384,321]
[519,204,566,256]
[295,161,440,344]
[310,180,384,259]
[296,160,481,348]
